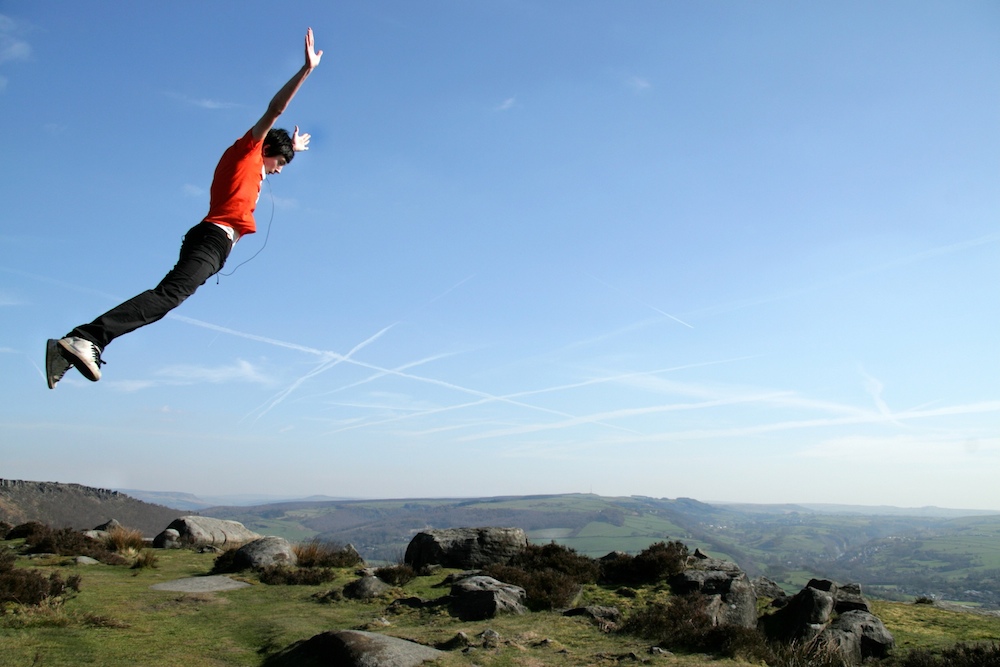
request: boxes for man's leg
[55,222,232,383]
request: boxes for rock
[834,582,871,614]
[752,576,788,600]
[75,556,100,565]
[154,528,181,549]
[761,584,835,641]
[404,527,527,569]
[820,610,895,661]
[436,632,471,650]
[93,519,122,532]
[343,575,391,600]
[448,575,527,621]
[233,536,297,570]
[433,570,484,587]
[387,597,436,612]
[563,605,622,631]
[480,628,502,648]
[265,629,444,667]
[669,559,757,628]
[153,516,260,549]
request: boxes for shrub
[485,564,583,611]
[0,550,81,607]
[0,521,11,539]
[130,550,158,570]
[104,527,146,554]
[505,542,600,583]
[632,540,688,581]
[21,526,127,566]
[766,640,851,667]
[374,564,416,587]
[601,540,688,585]
[893,642,1000,667]
[211,548,242,574]
[483,542,600,611]
[621,593,713,644]
[6,522,50,542]
[258,565,337,586]
[294,539,363,568]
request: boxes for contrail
[587,273,694,328]
[687,231,1000,320]
[310,352,457,399]
[244,323,397,422]
[426,275,476,306]
[323,356,754,436]
[168,314,336,358]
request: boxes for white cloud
[182,184,205,197]
[0,15,31,65]
[626,75,651,93]
[164,91,240,110]
[799,433,1000,464]
[496,97,516,111]
[0,286,23,306]
[154,359,270,385]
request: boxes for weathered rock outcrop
[760,579,893,661]
[0,479,181,535]
[669,550,757,628]
[153,516,260,548]
[233,536,296,569]
[820,609,895,661]
[343,575,391,600]
[404,527,527,569]
[448,575,527,621]
[264,629,444,667]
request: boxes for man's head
[263,128,295,174]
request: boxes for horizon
[2,3,998,509]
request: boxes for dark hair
[263,128,294,164]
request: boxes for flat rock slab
[150,575,251,593]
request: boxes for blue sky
[2,2,998,509]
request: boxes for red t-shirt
[203,130,264,236]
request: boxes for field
[4,533,1000,667]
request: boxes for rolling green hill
[202,493,1000,607]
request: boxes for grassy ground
[3,542,1000,666]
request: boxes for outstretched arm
[251,28,323,142]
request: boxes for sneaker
[57,336,105,382]
[45,338,73,389]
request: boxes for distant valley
[4,480,1000,609]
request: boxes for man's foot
[57,336,105,382]
[45,339,73,389]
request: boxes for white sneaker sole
[58,337,102,382]
[45,339,72,389]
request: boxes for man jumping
[46,28,323,389]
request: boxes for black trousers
[70,222,233,350]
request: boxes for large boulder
[448,575,527,621]
[669,552,757,628]
[820,610,895,661]
[761,579,890,664]
[153,516,260,549]
[234,536,297,569]
[404,527,527,569]
[343,575,391,600]
[760,584,835,641]
[264,629,444,667]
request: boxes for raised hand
[305,27,323,70]
[292,125,311,152]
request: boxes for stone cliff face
[0,479,183,536]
